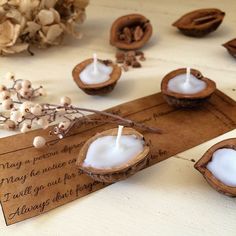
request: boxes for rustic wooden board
[0,90,235,225]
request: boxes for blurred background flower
[0,0,89,55]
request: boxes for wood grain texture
[0,0,235,235]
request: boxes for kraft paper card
[0,90,236,225]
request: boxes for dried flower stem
[71,106,161,133]
[0,75,162,148]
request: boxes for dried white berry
[33,136,46,148]
[14,82,22,91]
[58,121,70,130]
[3,120,16,130]
[19,89,28,97]
[20,123,31,133]
[2,99,14,110]
[5,72,15,80]
[38,87,46,96]
[21,80,31,89]
[1,90,11,100]
[0,84,6,92]
[60,96,71,106]
[53,127,59,134]
[19,87,33,97]
[37,117,49,129]
[30,104,43,116]
[20,101,34,115]
[10,110,23,122]
[56,107,66,115]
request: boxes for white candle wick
[185,67,191,84]
[93,53,98,74]
[116,125,124,149]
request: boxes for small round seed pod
[33,136,46,149]
[2,98,14,110]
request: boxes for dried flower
[0,0,89,55]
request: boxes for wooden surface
[0,0,236,235]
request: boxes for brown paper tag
[0,90,235,225]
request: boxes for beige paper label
[0,91,235,225]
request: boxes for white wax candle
[207,148,236,187]
[167,68,206,94]
[83,134,145,169]
[80,53,113,84]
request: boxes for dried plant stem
[0,76,162,148]
[42,103,162,135]
[72,106,162,133]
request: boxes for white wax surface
[80,60,113,84]
[207,148,236,187]
[83,135,145,169]
[167,73,206,94]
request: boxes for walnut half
[110,14,153,50]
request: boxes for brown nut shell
[223,38,236,59]
[72,59,121,95]
[194,138,236,197]
[173,8,225,37]
[110,14,152,50]
[76,127,150,183]
[161,68,216,108]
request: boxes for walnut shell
[223,38,236,59]
[72,59,121,95]
[76,127,150,183]
[173,8,225,37]
[161,68,216,108]
[194,138,236,197]
[110,14,152,50]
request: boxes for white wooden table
[0,0,236,235]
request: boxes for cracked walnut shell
[173,8,225,37]
[161,68,216,108]
[223,38,236,59]
[110,14,153,50]
[72,59,121,95]
[195,138,236,197]
[76,127,150,183]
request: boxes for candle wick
[116,125,124,149]
[185,67,191,84]
[93,53,98,74]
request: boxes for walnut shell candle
[76,127,150,183]
[110,14,152,50]
[173,8,225,37]
[194,138,236,197]
[72,58,121,95]
[223,38,236,58]
[161,68,216,108]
